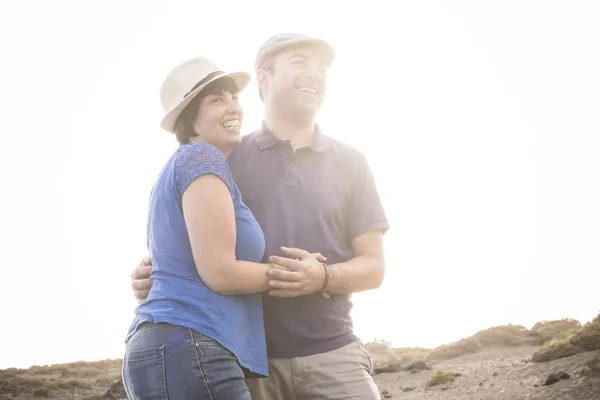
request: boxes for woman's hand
[266,247,328,297]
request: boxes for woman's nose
[227,99,242,114]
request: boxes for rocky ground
[1,347,598,399]
[2,319,599,399]
[372,346,600,400]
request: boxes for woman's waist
[142,280,264,311]
[129,306,266,349]
[126,319,267,367]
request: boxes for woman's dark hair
[174,77,240,145]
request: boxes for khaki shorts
[246,340,379,400]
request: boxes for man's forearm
[325,255,385,295]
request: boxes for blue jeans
[122,322,251,400]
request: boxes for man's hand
[131,256,153,302]
[267,247,327,297]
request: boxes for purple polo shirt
[228,124,389,358]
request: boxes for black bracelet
[320,263,330,299]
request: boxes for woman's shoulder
[173,143,234,194]
[175,143,230,169]
[175,142,227,160]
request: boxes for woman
[122,57,319,399]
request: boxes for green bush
[532,313,600,362]
[428,370,456,387]
[570,316,600,351]
[531,335,582,362]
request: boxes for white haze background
[0,0,599,369]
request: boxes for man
[131,33,389,399]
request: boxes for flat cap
[254,33,335,70]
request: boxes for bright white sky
[1,0,599,369]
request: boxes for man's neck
[264,113,316,152]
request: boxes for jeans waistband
[128,322,176,344]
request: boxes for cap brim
[293,38,335,61]
[256,37,335,70]
[160,71,250,133]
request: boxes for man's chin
[291,101,321,117]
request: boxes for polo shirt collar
[255,121,330,152]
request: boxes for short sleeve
[347,151,390,240]
[174,143,234,197]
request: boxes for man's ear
[256,69,269,94]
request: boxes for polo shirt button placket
[284,156,299,186]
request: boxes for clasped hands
[267,246,327,298]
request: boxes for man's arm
[326,149,388,294]
[324,230,385,294]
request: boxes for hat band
[183,70,224,99]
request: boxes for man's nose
[306,66,326,80]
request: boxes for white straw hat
[159,57,250,133]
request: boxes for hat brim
[160,71,251,133]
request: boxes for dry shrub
[58,368,77,378]
[46,365,70,376]
[2,368,21,376]
[65,361,94,369]
[0,375,55,398]
[390,347,431,364]
[0,376,21,394]
[531,318,582,344]
[426,337,480,364]
[96,359,123,368]
[54,379,93,389]
[28,366,52,375]
[585,355,600,374]
[0,358,123,400]
[363,342,390,354]
[426,324,540,364]
[33,388,51,397]
[363,342,432,374]
[13,376,48,388]
[75,368,107,378]
[75,359,122,371]
[473,324,538,346]
[95,374,119,384]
